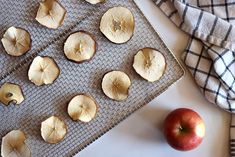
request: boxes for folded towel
[153,0,235,156]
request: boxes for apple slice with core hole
[133,48,166,82]
[68,94,98,123]
[41,116,67,144]
[102,71,131,101]
[1,130,31,157]
[100,7,135,44]
[28,56,60,86]
[0,82,24,106]
[36,0,67,29]
[1,27,31,56]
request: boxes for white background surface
[76,0,231,156]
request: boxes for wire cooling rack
[0,0,184,156]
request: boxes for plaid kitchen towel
[153,0,235,155]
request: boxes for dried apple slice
[85,0,105,4]
[1,26,31,56]
[102,71,131,101]
[1,130,31,157]
[35,0,67,29]
[41,116,67,144]
[28,56,60,86]
[68,94,98,122]
[100,7,135,44]
[0,82,24,106]
[64,31,96,63]
[133,48,166,82]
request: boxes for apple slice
[35,0,67,29]
[41,116,67,144]
[1,130,31,157]
[133,48,166,82]
[1,26,31,56]
[64,31,96,63]
[28,56,60,86]
[0,82,24,106]
[68,94,98,122]
[85,0,105,4]
[102,71,131,101]
[100,7,135,44]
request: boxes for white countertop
[76,0,231,156]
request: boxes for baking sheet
[0,0,184,156]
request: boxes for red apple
[163,108,205,151]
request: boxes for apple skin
[163,108,205,151]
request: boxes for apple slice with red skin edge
[85,0,105,4]
[64,31,97,63]
[67,94,98,123]
[28,56,60,86]
[35,0,67,29]
[1,26,31,56]
[1,130,31,157]
[102,71,131,101]
[163,108,205,151]
[100,6,135,44]
[0,82,24,106]
[41,116,67,144]
[133,48,166,82]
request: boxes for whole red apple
[163,108,205,151]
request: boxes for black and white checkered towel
[153,0,235,155]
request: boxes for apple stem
[179,126,184,131]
